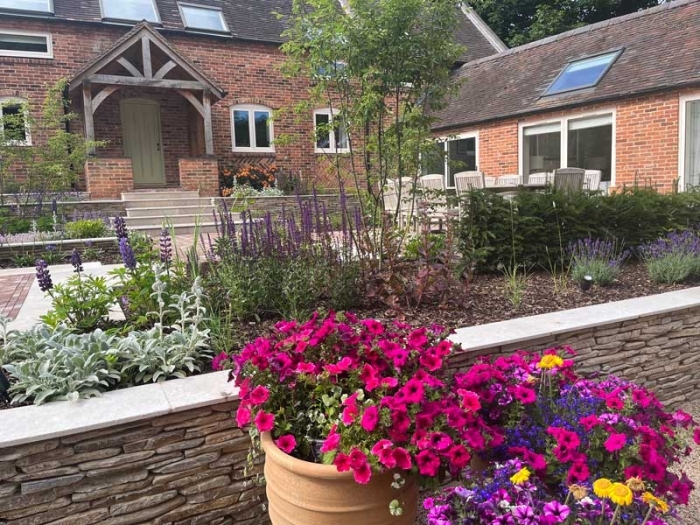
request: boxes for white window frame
[0,0,53,13]
[99,0,161,23]
[518,108,616,188]
[0,97,31,146]
[230,104,274,153]
[430,131,480,189]
[0,30,52,59]
[177,3,229,33]
[678,93,700,191]
[314,108,349,154]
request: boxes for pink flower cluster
[230,312,499,485]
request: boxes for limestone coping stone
[0,371,238,449]
[449,286,700,351]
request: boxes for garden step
[124,214,218,228]
[129,222,221,237]
[125,205,218,219]
[123,197,216,209]
[121,190,200,201]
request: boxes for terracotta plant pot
[261,432,418,525]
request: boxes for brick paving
[0,274,35,320]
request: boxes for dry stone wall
[0,401,269,525]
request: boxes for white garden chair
[527,172,553,185]
[496,175,521,187]
[454,171,485,195]
[584,170,602,191]
[554,168,586,193]
[484,176,496,187]
[417,174,448,231]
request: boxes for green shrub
[0,216,31,234]
[64,218,108,239]
[459,188,700,272]
[41,274,113,331]
[568,238,629,286]
[404,233,446,260]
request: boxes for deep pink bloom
[212,352,229,371]
[334,453,352,472]
[416,450,441,476]
[524,450,547,472]
[352,461,372,484]
[236,406,252,427]
[377,447,397,468]
[604,432,627,452]
[392,447,412,469]
[606,395,624,411]
[361,406,380,432]
[694,427,700,445]
[458,389,481,412]
[249,386,270,405]
[254,411,275,432]
[371,439,393,455]
[579,414,600,431]
[447,444,471,469]
[349,448,368,469]
[402,378,425,404]
[275,434,297,454]
[566,461,590,484]
[321,426,341,453]
[429,432,453,451]
[513,386,536,405]
[295,362,315,373]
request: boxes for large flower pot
[261,432,418,525]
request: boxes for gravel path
[676,400,700,524]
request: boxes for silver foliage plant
[0,269,211,405]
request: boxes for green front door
[120,98,165,186]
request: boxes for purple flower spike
[159,228,172,265]
[35,259,53,292]
[119,237,137,270]
[70,249,83,273]
[113,216,128,240]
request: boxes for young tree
[281,0,464,234]
[471,0,661,47]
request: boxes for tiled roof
[1,0,505,59]
[432,0,700,131]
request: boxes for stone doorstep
[449,286,700,352]
[0,371,238,450]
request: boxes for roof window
[179,3,229,33]
[100,0,160,23]
[0,0,52,13]
[544,51,621,96]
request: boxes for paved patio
[0,274,34,321]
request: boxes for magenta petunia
[447,444,471,469]
[401,378,425,404]
[211,352,229,371]
[321,426,341,453]
[249,385,270,405]
[566,461,590,484]
[361,405,380,432]
[275,434,297,454]
[334,453,352,472]
[579,414,600,431]
[236,405,252,427]
[694,427,700,446]
[349,448,368,469]
[458,389,481,412]
[604,432,627,452]
[254,411,275,432]
[416,449,441,476]
[606,395,624,411]
[392,447,412,470]
[377,447,397,468]
[352,461,372,484]
[513,386,537,405]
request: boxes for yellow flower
[608,483,633,507]
[569,484,589,500]
[593,478,613,499]
[538,354,564,370]
[626,476,645,492]
[642,492,669,513]
[510,467,531,485]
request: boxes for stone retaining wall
[0,238,119,264]
[0,400,268,525]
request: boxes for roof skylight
[544,51,621,96]
[101,0,160,23]
[0,0,52,13]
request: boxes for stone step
[124,214,217,227]
[125,204,218,218]
[123,197,216,210]
[122,190,200,201]
[129,222,220,237]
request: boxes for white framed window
[518,110,615,188]
[0,30,52,59]
[100,0,160,23]
[679,94,700,190]
[422,132,479,189]
[0,98,31,146]
[0,0,52,13]
[231,104,274,152]
[178,3,229,33]
[314,109,349,154]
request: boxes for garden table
[486,183,549,193]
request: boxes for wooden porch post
[203,89,214,156]
[82,80,96,156]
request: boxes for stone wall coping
[449,286,700,351]
[0,371,238,449]
[0,236,117,249]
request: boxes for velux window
[543,51,621,96]
[0,0,52,13]
[0,31,52,58]
[101,0,160,23]
[179,3,228,33]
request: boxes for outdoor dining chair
[484,176,496,187]
[526,172,553,185]
[496,175,521,187]
[584,170,602,191]
[454,171,485,194]
[553,168,586,193]
[385,178,415,228]
[417,174,448,231]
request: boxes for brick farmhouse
[0,0,503,198]
[429,0,700,193]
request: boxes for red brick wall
[0,18,346,190]
[85,157,133,200]
[439,87,700,193]
[179,157,219,197]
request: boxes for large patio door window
[523,122,561,177]
[567,115,613,183]
[683,99,700,189]
[423,135,478,189]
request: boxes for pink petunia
[566,461,590,484]
[352,461,372,484]
[236,405,252,427]
[606,395,624,411]
[212,352,229,371]
[349,448,368,469]
[579,415,600,431]
[392,447,412,470]
[254,411,275,432]
[295,362,315,374]
[321,426,341,453]
[249,386,270,405]
[402,378,425,404]
[275,434,297,454]
[694,427,700,446]
[524,450,547,472]
[361,406,380,432]
[513,386,537,405]
[377,447,397,468]
[371,439,393,455]
[447,444,471,469]
[604,432,627,453]
[458,389,482,412]
[416,450,441,477]
[334,453,352,472]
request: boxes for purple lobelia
[35,259,53,292]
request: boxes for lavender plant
[569,237,630,286]
[640,229,700,284]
